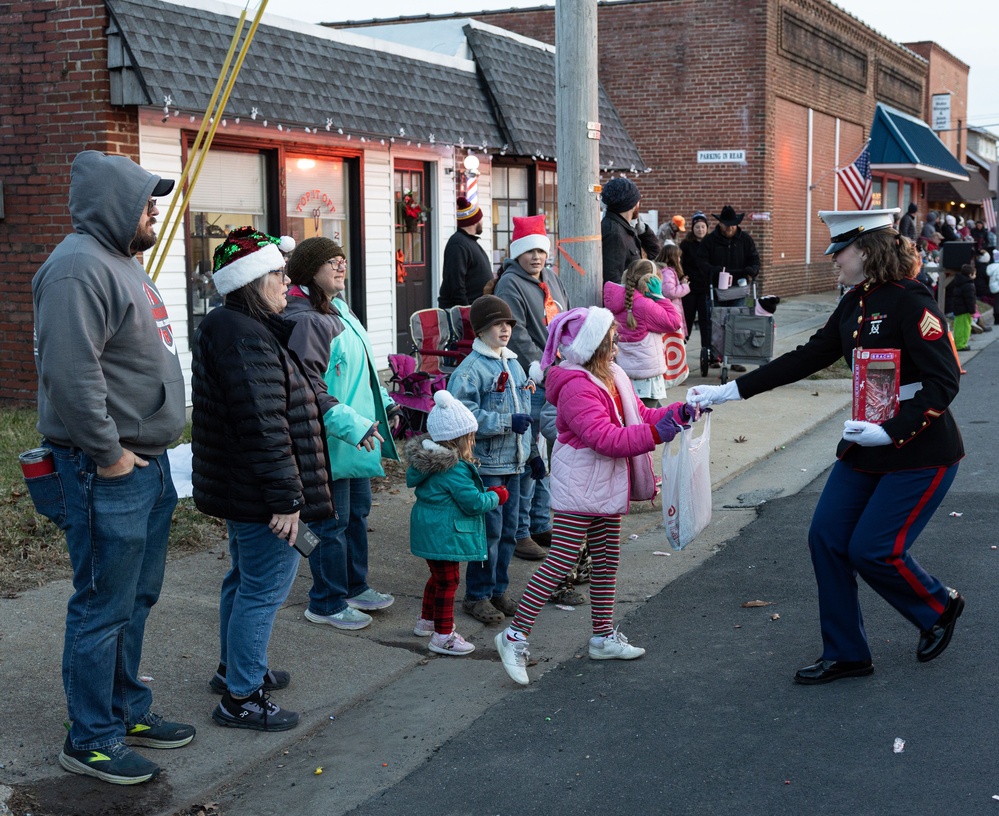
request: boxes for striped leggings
[511,512,622,639]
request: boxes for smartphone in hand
[293,527,320,557]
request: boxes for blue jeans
[517,386,552,540]
[466,473,521,601]
[219,521,301,697]
[306,477,371,615]
[44,444,176,751]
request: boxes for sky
[226,0,999,140]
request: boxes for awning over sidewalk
[869,103,969,182]
[927,165,991,204]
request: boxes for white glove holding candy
[842,420,891,447]
[686,380,741,409]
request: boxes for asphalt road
[209,338,999,816]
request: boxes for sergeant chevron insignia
[918,309,943,341]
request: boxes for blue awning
[869,103,969,183]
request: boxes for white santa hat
[509,214,551,259]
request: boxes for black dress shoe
[794,659,874,685]
[917,589,964,663]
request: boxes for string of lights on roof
[159,96,650,176]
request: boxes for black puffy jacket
[191,299,334,523]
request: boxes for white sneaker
[413,618,435,637]
[494,630,530,685]
[589,628,645,660]
[346,588,395,611]
[429,631,475,656]
[304,607,372,630]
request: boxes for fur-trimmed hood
[405,433,460,483]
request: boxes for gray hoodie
[32,151,185,466]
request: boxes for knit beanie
[212,226,286,295]
[691,211,708,226]
[601,177,641,213]
[457,196,483,228]
[540,306,616,369]
[470,295,517,335]
[509,214,551,258]
[907,202,918,215]
[287,237,343,286]
[945,214,956,227]
[426,390,478,441]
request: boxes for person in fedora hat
[600,177,662,284]
[700,205,761,371]
[687,208,966,686]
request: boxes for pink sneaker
[429,631,475,656]
[413,618,435,637]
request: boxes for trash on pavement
[893,738,905,753]
[741,600,773,607]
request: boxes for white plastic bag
[661,413,712,550]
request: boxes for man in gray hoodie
[32,151,193,785]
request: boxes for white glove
[686,380,741,408]
[842,420,891,447]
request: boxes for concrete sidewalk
[0,290,990,816]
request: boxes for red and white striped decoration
[983,196,997,232]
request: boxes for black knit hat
[287,237,343,285]
[601,177,641,213]
[907,202,919,214]
[470,295,517,335]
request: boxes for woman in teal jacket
[285,238,400,632]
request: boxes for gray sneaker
[345,588,395,611]
[304,607,372,630]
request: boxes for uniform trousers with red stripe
[421,560,461,635]
[808,460,958,663]
[511,512,622,638]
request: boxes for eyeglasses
[326,258,347,271]
[611,336,619,345]
[146,199,158,215]
[268,268,288,277]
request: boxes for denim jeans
[45,443,177,751]
[465,472,521,601]
[305,477,371,615]
[219,520,301,697]
[517,386,552,540]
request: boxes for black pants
[683,292,712,352]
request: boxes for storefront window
[491,165,529,269]
[188,150,267,333]
[536,163,558,248]
[287,156,351,298]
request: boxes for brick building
[398,0,971,296]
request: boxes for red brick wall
[904,41,968,162]
[477,0,928,299]
[0,0,138,404]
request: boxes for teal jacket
[285,293,398,479]
[405,435,498,562]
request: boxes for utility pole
[555,0,602,308]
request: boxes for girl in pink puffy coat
[494,307,701,686]
[655,240,691,336]
[603,258,683,407]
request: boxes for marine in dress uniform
[687,209,966,685]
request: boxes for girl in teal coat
[406,391,508,656]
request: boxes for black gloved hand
[529,456,546,480]
[510,413,532,435]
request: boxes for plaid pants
[421,559,462,635]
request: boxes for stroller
[386,307,475,438]
[702,280,779,383]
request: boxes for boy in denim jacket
[447,296,542,625]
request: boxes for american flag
[983,196,997,232]
[838,145,872,210]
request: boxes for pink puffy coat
[545,362,683,516]
[602,281,682,379]
[658,264,690,336]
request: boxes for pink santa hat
[509,214,551,259]
[540,306,616,370]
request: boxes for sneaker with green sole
[59,736,160,785]
[125,714,195,749]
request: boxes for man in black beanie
[600,177,661,285]
[899,202,918,242]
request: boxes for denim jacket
[446,339,535,475]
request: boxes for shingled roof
[103,0,645,170]
[464,24,644,171]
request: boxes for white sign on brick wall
[697,149,747,164]
[932,94,951,131]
